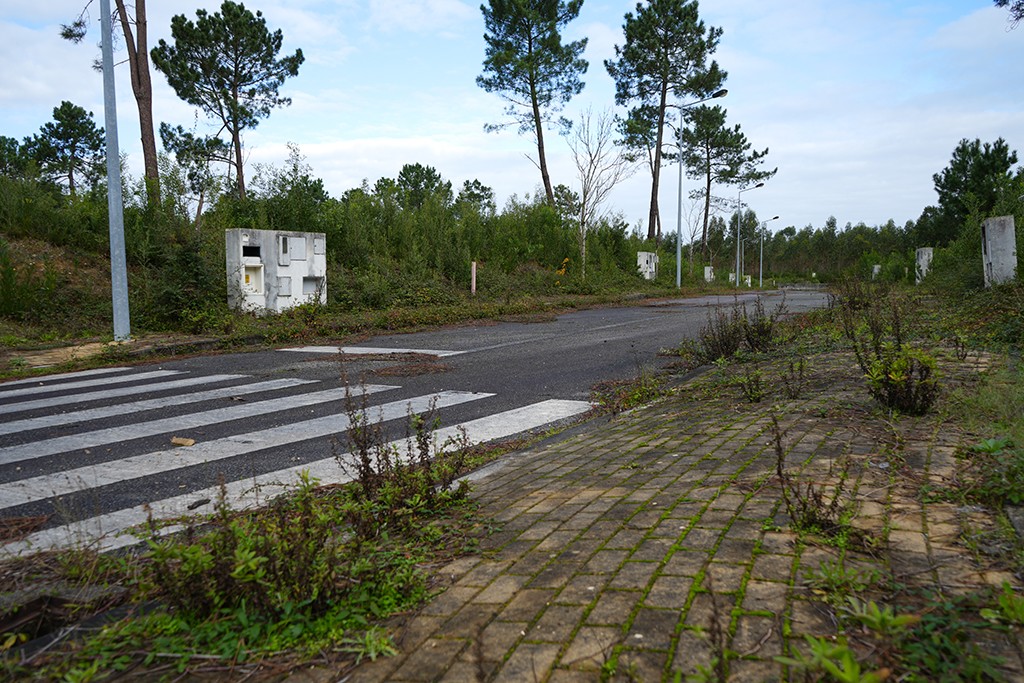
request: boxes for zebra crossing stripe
[0,375,304,436]
[0,384,399,466]
[280,345,466,357]
[0,390,492,510]
[0,370,186,400]
[0,374,258,417]
[0,367,133,388]
[0,398,590,556]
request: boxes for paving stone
[491,642,560,683]
[609,560,660,590]
[628,606,680,651]
[418,585,481,617]
[587,590,643,626]
[387,638,466,682]
[555,574,606,606]
[645,575,692,609]
[497,588,556,622]
[661,550,707,577]
[528,604,586,644]
[560,626,622,671]
[474,574,531,604]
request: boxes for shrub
[865,345,939,415]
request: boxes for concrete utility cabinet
[915,248,933,285]
[226,229,327,313]
[704,266,715,283]
[872,264,881,280]
[982,216,1017,287]
[637,252,659,280]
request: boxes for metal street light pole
[759,215,779,288]
[673,88,727,288]
[735,183,764,287]
[100,0,130,341]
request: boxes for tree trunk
[114,0,159,204]
[647,82,669,241]
[527,43,554,207]
[232,124,246,200]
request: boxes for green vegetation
[0,398,488,680]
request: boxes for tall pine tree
[605,0,724,240]
[151,1,303,200]
[477,0,588,206]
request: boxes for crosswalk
[0,361,591,557]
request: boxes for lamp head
[712,89,728,99]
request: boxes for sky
[2,1,1023,238]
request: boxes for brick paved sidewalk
[341,352,1023,683]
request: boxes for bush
[865,345,939,415]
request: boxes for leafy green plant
[981,581,1024,625]
[338,626,399,664]
[698,304,746,361]
[742,295,787,353]
[841,597,919,636]
[806,560,882,606]
[780,357,808,399]
[776,635,889,682]
[864,345,939,415]
[734,365,766,403]
[772,416,854,539]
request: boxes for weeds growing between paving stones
[837,282,940,415]
[780,357,808,399]
[771,414,856,543]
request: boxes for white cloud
[368,0,475,34]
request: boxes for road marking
[0,377,314,437]
[0,390,493,510]
[280,345,466,357]
[0,367,133,388]
[1,398,591,556]
[0,374,259,416]
[0,384,399,465]
[0,370,186,400]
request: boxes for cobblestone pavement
[310,351,1024,683]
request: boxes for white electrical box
[704,266,714,283]
[226,229,327,313]
[915,247,933,285]
[637,251,659,280]
[982,216,1017,287]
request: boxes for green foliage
[980,581,1024,625]
[477,0,588,204]
[916,137,1020,247]
[864,345,939,416]
[22,101,105,196]
[806,560,882,606]
[0,238,59,320]
[604,0,725,238]
[837,282,940,415]
[151,0,304,199]
[841,597,920,637]
[776,635,889,683]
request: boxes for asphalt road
[0,288,829,553]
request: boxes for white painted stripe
[280,345,466,358]
[0,370,185,400]
[1,398,590,556]
[0,390,492,510]
[0,374,253,417]
[0,384,399,465]
[0,377,313,437]
[0,367,132,388]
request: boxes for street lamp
[672,88,727,288]
[735,183,764,287]
[759,215,779,288]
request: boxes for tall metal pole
[100,0,131,341]
[759,215,779,288]
[735,183,764,287]
[675,123,683,288]
[735,190,742,287]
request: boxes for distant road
[0,288,828,555]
